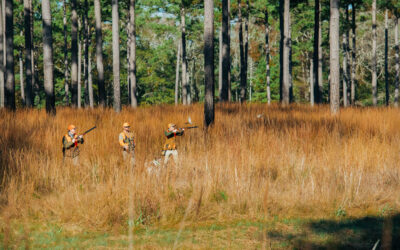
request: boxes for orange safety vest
[62,133,80,158]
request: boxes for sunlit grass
[1,103,400,236]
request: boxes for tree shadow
[267,215,400,249]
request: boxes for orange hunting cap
[123,122,130,127]
[168,123,175,128]
[68,124,76,131]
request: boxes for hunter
[119,122,135,166]
[62,124,84,165]
[163,123,184,165]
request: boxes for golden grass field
[1,103,400,248]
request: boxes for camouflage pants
[63,156,79,166]
[123,150,135,167]
[164,150,178,165]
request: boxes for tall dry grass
[1,104,400,232]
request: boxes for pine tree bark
[343,31,348,107]
[204,0,214,127]
[175,40,181,105]
[279,0,283,101]
[313,0,321,103]
[282,0,290,105]
[395,14,399,107]
[83,0,89,108]
[227,0,231,101]
[112,0,121,112]
[181,7,188,105]
[78,22,82,108]
[129,0,137,107]
[0,0,3,108]
[350,3,356,105]
[372,0,377,106]
[330,0,340,114]
[265,8,271,105]
[19,51,24,105]
[218,28,222,99]
[42,0,55,115]
[343,7,349,107]
[71,0,78,107]
[385,9,389,106]
[4,0,14,110]
[63,0,69,106]
[94,0,105,107]
[310,59,314,106]
[24,0,33,107]
[318,1,323,103]
[238,0,246,102]
[88,51,94,107]
[220,0,230,102]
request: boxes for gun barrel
[183,126,198,129]
[83,126,97,135]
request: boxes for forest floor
[2,215,400,249]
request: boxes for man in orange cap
[119,122,135,166]
[163,123,184,165]
[62,125,84,165]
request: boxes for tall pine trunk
[318,1,323,103]
[395,14,399,107]
[112,0,121,112]
[24,0,33,107]
[0,0,3,108]
[220,0,229,102]
[175,40,181,105]
[129,0,137,107]
[181,7,188,105]
[342,7,349,107]
[4,0,14,110]
[19,51,24,105]
[204,0,214,127]
[78,23,82,108]
[313,0,321,103]
[385,9,389,106]
[372,0,377,106]
[83,0,89,107]
[238,0,246,102]
[279,0,283,101]
[330,0,340,114]
[310,59,314,106]
[350,3,356,104]
[218,28,222,99]
[42,0,55,115]
[227,0,231,101]
[342,32,348,107]
[71,0,78,107]
[88,51,94,107]
[265,8,271,105]
[282,0,290,105]
[94,0,105,107]
[63,0,69,106]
